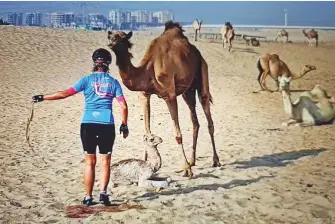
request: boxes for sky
[1,1,335,26]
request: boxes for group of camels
[105,20,334,182]
[192,19,319,50]
[275,28,318,47]
[257,53,334,127]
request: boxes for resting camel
[110,134,171,188]
[221,22,235,51]
[192,19,202,42]
[279,76,335,126]
[107,21,221,178]
[303,29,318,47]
[274,29,289,42]
[242,35,260,47]
[256,53,316,92]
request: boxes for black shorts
[80,123,116,155]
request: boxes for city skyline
[1,1,335,26]
[4,9,174,30]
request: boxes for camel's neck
[145,145,162,173]
[113,49,151,92]
[282,89,294,117]
[291,69,309,80]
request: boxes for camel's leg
[164,96,192,178]
[198,94,221,167]
[195,30,197,42]
[282,119,297,126]
[223,37,226,48]
[286,35,288,43]
[275,35,278,42]
[257,72,265,90]
[295,122,314,127]
[315,38,318,47]
[275,81,280,92]
[260,71,272,92]
[228,38,232,52]
[140,92,151,161]
[182,88,199,167]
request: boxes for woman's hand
[32,95,44,103]
[119,123,129,138]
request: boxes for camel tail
[197,56,213,105]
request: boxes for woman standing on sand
[32,48,129,206]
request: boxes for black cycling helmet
[92,48,112,64]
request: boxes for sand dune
[0,25,335,223]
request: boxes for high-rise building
[109,10,131,28]
[7,12,24,25]
[26,13,43,26]
[131,10,152,23]
[153,11,174,24]
[50,12,75,27]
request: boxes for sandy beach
[0,25,335,223]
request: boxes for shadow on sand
[134,175,274,200]
[232,46,259,54]
[228,148,328,169]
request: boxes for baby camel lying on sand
[110,134,171,188]
[279,76,335,127]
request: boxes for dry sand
[0,25,335,224]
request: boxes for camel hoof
[213,161,221,167]
[182,168,193,179]
[281,122,288,127]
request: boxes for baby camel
[279,76,335,127]
[110,134,171,188]
[256,53,316,92]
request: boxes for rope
[25,102,47,165]
[26,102,35,153]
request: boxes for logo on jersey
[91,82,114,98]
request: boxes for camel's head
[302,64,316,73]
[278,76,292,91]
[107,31,133,51]
[143,134,163,147]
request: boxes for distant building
[26,13,43,26]
[7,12,24,25]
[88,13,107,29]
[153,11,174,24]
[50,12,75,27]
[131,10,152,23]
[42,13,51,27]
[109,9,131,29]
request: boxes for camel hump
[164,21,184,32]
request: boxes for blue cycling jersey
[72,72,124,124]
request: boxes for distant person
[32,48,129,206]
[0,18,3,25]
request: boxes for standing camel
[192,19,202,42]
[303,29,318,47]
[107,21,221,178]
[274,29,289,42]
[256,53,316,92]
[221,22,235,51]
